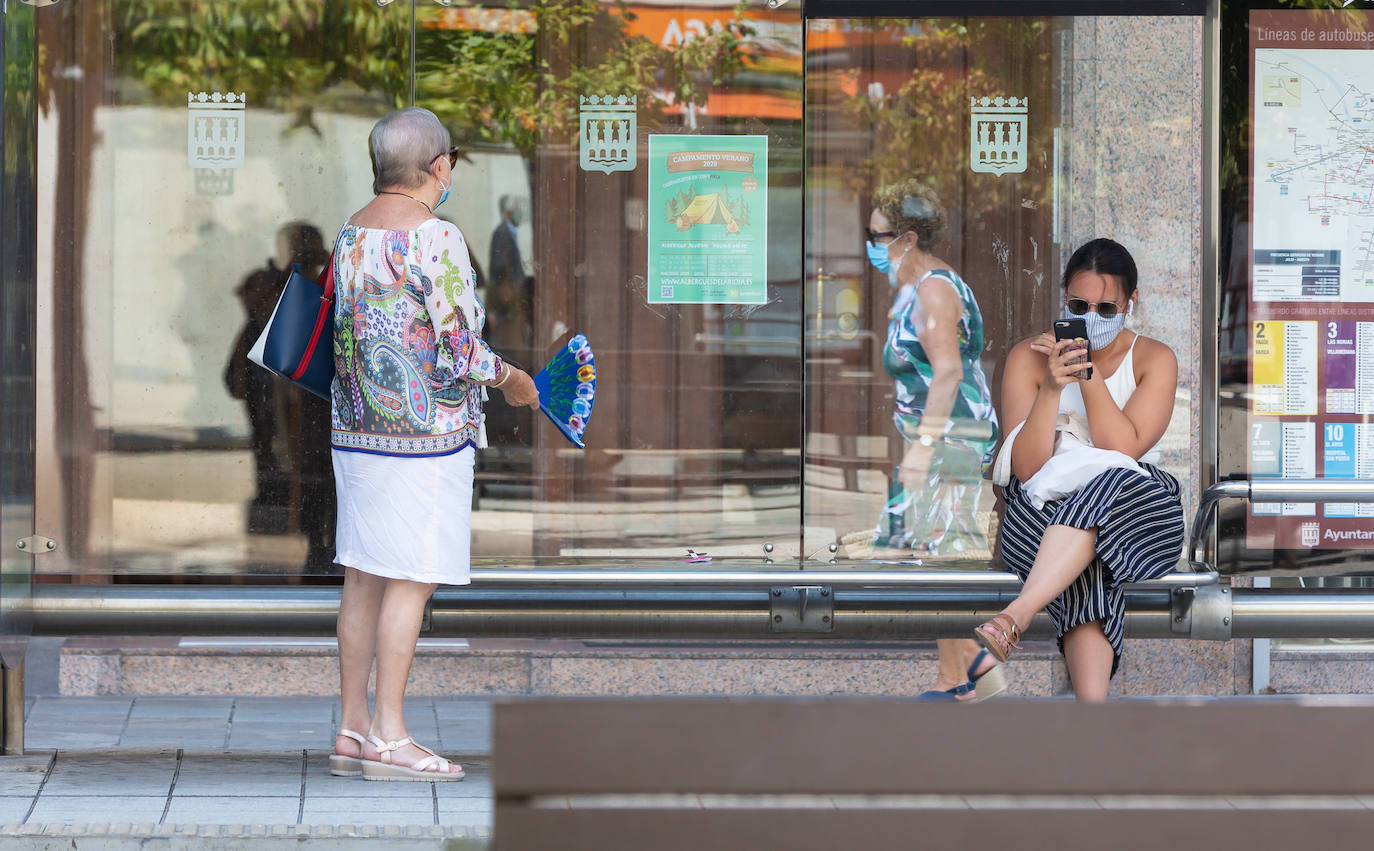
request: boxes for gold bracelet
[493,365,512,388]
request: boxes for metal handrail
[1187,478,1374,569]
[464,568,1218,588]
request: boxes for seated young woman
[973,238,1185,702]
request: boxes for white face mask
[887,244,913,289]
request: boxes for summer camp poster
[647,134,768,305]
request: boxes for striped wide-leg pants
[999,464,1185,676]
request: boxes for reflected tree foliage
[416,1,754,158]
[839,18,1050,218]
[111,0,410,130]
[103,0,754,158]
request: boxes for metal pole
[3,661,24,755]
[1230,589,1374,639]
[25,584,1181,640]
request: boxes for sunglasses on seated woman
[1065,297,1124,318]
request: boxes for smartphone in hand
[1052,317,1093,380]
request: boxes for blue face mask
[868,241,912,289]
[866,240,891,274]
[436,178,451,209]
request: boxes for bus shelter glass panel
[34,1,412,581]
[805,15,1204,567]
[1219,2,1374,643]
[415,2,804,566]
[32,0,805,582]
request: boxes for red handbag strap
[289,243,339,382]
[320,244,337,302]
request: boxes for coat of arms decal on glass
[580,94,637,174]
[969,96,1027,177]
[188,91,246,170]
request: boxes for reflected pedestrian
[866,180,1003,701]
[328,108,540,780]
[486,194,530,353]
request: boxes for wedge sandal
[362,735,465,782]
[329,728,369,777]
[966,648,1008,702]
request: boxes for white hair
[369,107,451,193]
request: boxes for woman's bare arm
[1079,337,1177,458]
[1004,339,1056,482]
[909,275,964,433]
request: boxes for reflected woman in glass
[328,108,540,780]
[867,181,1003,701]
[976,239,1184,702]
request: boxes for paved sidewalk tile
[435,720,490,754]
[299,795,437,826]
[120,720,231,749]
[24,731,124,750]
[164,795,300,824]
[28,697,133,717]
[304,756,439,800]
[174,752,303,797]
[227,723,329,751]
[41,751,177,797]
[129,697,234,720]
[25,698,131,750]
[0,754,54,797]
[439,808,494,830]
[27,795,168,824]
[0,796,34,824]
[433,761,491,800]
[231,698,334,724]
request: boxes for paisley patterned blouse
[330,218,503,457]
[882,269,999,461]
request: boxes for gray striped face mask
[1064,304,1127,350]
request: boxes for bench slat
[494,699,1374,797]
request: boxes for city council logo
[187,91,246,170]
[580,94,637,174]
[1301,522,1320,548]
[970,96,1028,177]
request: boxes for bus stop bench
[493,697,1374,851]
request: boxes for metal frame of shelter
[3,0,1374,757]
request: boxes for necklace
[378,190,432,213]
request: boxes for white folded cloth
[993,413,1147,510]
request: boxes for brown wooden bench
[494,697,1374,850]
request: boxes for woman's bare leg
[1000,524,1098,634]
[367,578,461,773]
[336,567,385,756]
[930,639,990,693]
[1062,622,1113,702]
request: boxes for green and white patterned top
[882,269,999,462]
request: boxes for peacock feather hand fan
[534,333,595,448]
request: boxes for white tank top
[1057,334,1163,465]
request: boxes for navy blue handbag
[247,248,337,399]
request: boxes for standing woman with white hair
[327,107,539,781]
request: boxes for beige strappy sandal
[362,734,465,782]
[329,729,368,777]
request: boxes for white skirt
[332,447,475,585]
